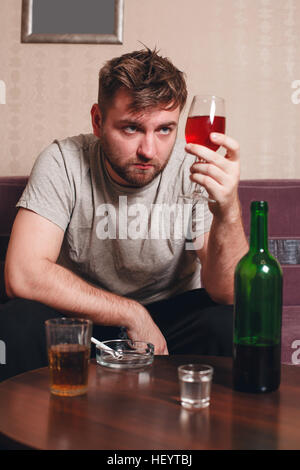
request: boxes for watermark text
[291,339,300,365]
[0,80,6,104]
[291,80,300,104]
[107,453,192,467]
[0,340,6,365]
[95,196,206,251]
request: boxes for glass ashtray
[96,339,154,369]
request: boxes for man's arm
[5,208,168,354]
[196,216,248,304]
[188,133,249,304]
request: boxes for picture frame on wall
[21,0,124,44]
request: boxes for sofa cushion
[0,177,28,235]
[238,179,300,238]
[282,265,300,307]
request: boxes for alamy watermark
[0,340,6,365]
[95,196,205,250]
[0,80,6,104]
[291,80,300,104]
[291,339,300,365]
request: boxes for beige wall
[0,0,300,178]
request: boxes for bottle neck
[249,201,269,252]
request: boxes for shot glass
[178,364,214,410]
[45,318,92,397]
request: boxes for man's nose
[137,133,157,160]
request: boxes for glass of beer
[45,318,92,397]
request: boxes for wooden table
[0,355,300,450]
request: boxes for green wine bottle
[233,201,282,393]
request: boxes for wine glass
[182,94,226,202]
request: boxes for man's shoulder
[31,133,99,182]
[46,133,99,175]
[53,133,98,155]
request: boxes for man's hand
[186,132,241,221]
[126,306,169,355]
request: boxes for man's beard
[100,137,174,188]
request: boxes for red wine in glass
[182,95,226,201]
[185,115,226,151]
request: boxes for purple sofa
[0,177,299,364]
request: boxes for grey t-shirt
[17,134,213,305]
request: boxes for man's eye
[124,126,137,134]
[159,127,171,135]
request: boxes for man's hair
[98,47,187,117]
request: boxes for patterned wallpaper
[0,0,299,178]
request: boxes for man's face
[91,88,180,187]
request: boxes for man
[1,48,248,380]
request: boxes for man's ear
[91,103,102,138]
